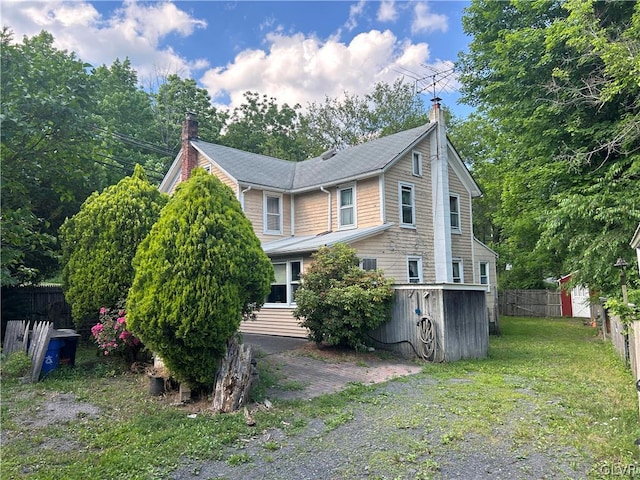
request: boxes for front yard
[1,316,639,479]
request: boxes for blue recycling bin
[41,338,65,376]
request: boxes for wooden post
[211,336,255,413]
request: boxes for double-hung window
[267,260,301,304]
[338,185,355,228]
[264,193,283,235]
[407,256,423,283]
[399,182,415,227]
[450,195,460,233]
[452,259,463,283]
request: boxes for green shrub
[294,243,394,349]
[126,168,273,388]
[60,165,168,327]
[1,351,32,378]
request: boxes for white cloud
[412,2,448,35]
[200,29,440,112]
[1,0,208,79]
[344,0,366,31]
[377,0,398,23]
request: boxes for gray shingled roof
[263,223,394,255]
[192,123,435,192]
[192,142,296,190]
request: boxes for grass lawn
[1,316,639,479]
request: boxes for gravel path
[170,372,589,480]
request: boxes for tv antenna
[393,64,457,100]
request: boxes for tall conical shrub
[60,165,168,326]
[126,168,273,388]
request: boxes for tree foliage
[456,0,640,294]
[294,244,394,349]
[301,79,428,152]
[151,74,227,162]
[60,165,167,326]
[126,168,273,388]
[1,28,104,284]
[220,92,309,160]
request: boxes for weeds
[1,317,638,479]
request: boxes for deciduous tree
[294,244,394,349]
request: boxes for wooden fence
[605,311,640,418]
[498,289,562,317]
[1,285,74,341]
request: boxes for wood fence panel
[2,320,30,355]
[28,321,53,383]
[498,289,561,317]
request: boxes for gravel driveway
[168,337,589,480]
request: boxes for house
[159,100,497,339]
[632,223,640,275]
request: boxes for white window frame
[338,184,356,229]
[202,163,212,174]
[412,151,422,177]
[399,182,416,228]
[452,258,463,283]
[450,194,461,234]
[479,261,489,287]
[263,192,283,235]
[266,259,302,306]
[407,256,423,284]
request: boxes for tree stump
[211,336,255,413]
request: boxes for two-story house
[159,100,498,338]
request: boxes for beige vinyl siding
[242,188,292,242]
[448,164,474,282]
[295,190,332,235]
[350,231,434,284]
[473,239,499,322]
[239,308,307,337]
[354,177,382,228]
[200,158,237,192]
[380,142,435,283]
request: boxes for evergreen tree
[126,168,273,388]
[60,165,167,326]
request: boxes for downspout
[290,194,295,236]
[240,185,252,211]
[320,186,332,232]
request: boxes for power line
[90,125,175,157]
[93,152,165,180]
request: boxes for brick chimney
[181,112,198,182]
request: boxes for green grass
[1,317,638,479]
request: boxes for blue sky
[3,1,473,117]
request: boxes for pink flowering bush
[91,306,142,360]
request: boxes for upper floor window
[452,259,463,283]
[338,185,355,228]
[267,260,301,304]
[399,182,415,227]
[264,193,283,235]
[407,256,423,283]
[450,195,460,233]
[412,151,422,176]
[479,262,489,285]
